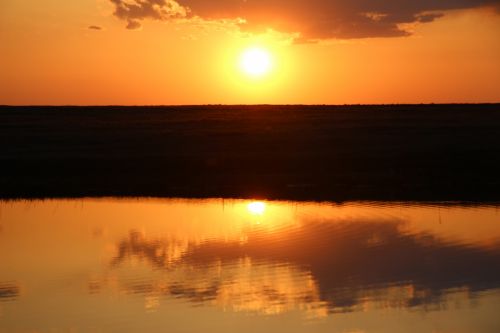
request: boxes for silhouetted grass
[1,104,499,202]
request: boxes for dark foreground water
[1,199,500,333]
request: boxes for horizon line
[1,103,499,108]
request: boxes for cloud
[88,25,103,30]
[109,0,500,39]
[126,20,142,30]
[109,0,188,30]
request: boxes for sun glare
[247,201,266,215]
[239,47,273,78]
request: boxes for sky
[0,0,499,105]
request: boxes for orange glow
[0,3,498,104]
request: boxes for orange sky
[0,1,499,105]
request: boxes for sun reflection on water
[247,201,266,215]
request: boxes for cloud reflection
[0,283,20,302]
[108,217,500,314]
[111,230,189,268]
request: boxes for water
[1,199,499,333]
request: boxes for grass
[1,104,499,202]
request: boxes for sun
[239,47,273,78]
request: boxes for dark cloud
[182,0,500,40]
[88,25,103,30]
[109,0,500,39]
[417,13,445,23]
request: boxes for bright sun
[239,47,273,78]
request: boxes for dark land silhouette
[1,104,499,202]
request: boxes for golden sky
[0,0,499,105]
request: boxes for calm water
[1,199,500,333]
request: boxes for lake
[1,198,500,332]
